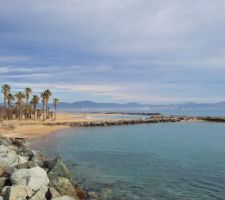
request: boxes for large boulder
[0,145,28,168]
[50,177,80,200]
[2,185,33,200]
[11,166,49,191]
[47,158,72,181]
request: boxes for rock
[0,145,27,168]
[3,167,17,176]
[0,177,7,190]
[52,196,76,200]
[88,191,99,200]
[50,177,79,199]
[0,137,12,146]
[3,185,33,200]
[15,161,37,169]
[30,186,48,200]
[11,166,49,191]
[75,186,86,200]
[1,151,18,167]
[0,165,4,176]
[10,138,25,148]
[6,145,18,152]
[0,145,10,156]
[31,152,45,167]
[49,187,61,198]
[47,158,72,181]
[18,156,29,165]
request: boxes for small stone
[52,196,76,200]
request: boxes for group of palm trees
[1,84,59,121]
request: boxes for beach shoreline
[1,112,224,139]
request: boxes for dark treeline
[0,84,59,122]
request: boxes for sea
[30,109,225,200]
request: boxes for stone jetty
[44,115,225,128]
[0,136,86,200]
[44,115,197,128]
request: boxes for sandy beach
[0,112,215,139]
[0,113,132,138]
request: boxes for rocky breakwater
[0,136,85,200]
[44,115,198,128]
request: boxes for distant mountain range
[55,100,225,111]
[1,100,225,111]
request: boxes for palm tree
[41,92,47,121]
[7,93,14,107]
[53,98,59,120]
[7,93,14,119]
[25,87,32,119]
[2,84,11,109]
[15,92,25,120]
[25,87,32,105]
[31,95,39,120]
[44,89,52,119]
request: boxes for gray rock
[0,177,7,190]
[1,151,18,167]
[3,167,17,176]
[0,145,28,168]
[49,187,61,198]
[0,165,4,176]
[15,161,37,169]
[30,186,48,200]
[47,158,72,181]
[31,152,44,167]
[50,177,79,199]
[11,166,49,191]
[52,196,76,200]
[0,137,12,146]
[3,185,33,200]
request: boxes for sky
[0,0,225,104]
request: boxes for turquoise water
[31,123,225,200]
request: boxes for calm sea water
[31,122,225,200]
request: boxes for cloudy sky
[0,0,225,104]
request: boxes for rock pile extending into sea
[0,136,85,200]
[44,115,225,128]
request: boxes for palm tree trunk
[34,106,36,120]
[45,104,48,119]
[4,96,6,109]
[54,106,56,120]
[42,104,45,121]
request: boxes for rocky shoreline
[44,115,225,128]
[0,136,86,200]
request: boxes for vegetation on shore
[0,84,59,123]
